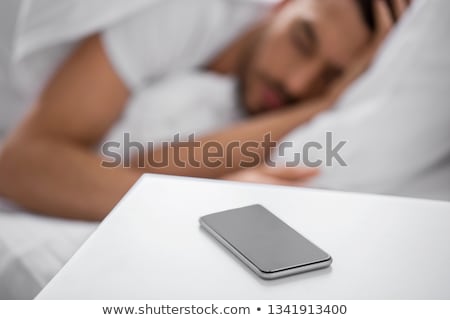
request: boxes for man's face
[239,0,371,114]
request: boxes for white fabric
[102,0,270,90]
[0,0,271,139]
[276,0,450,201]
[0,0,160,138]
[13,0,159,63]
[0,200,97,300]
[103,72,244,149]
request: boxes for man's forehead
[288,0,360,16]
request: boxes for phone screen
[200,204,331,279]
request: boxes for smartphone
[199,204,332,280]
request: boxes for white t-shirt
[0,0,272,137]
[103,0,271,90]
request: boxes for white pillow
[103,71,243,150]
[276,0,450,201]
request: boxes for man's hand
[325,0,411,104]
[222,166,319,187]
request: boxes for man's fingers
[223,170,298,186]
[393,0,409,20]
[261,166,320,181]
[222,166,319,187]
[374,0,394,38]
[326,0,412,106]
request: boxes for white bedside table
[37,174,450,299]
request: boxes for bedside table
[37,174,450,299]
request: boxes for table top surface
[37,174,450,299]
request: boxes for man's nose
[284,60,323,98]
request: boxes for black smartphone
[200,204,332,280]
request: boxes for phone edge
[199,217,332,280]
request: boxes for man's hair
[355,0,396,31]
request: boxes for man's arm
[0,35,140,221]
[144,97,332,179]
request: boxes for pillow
[102,71,243,150]
[276,0,450,201]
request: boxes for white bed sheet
[0,199,97,300]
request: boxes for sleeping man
[0,0,408,220]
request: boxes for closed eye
[290,20,317,57]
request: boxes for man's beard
[235,30,261,116]
[235,32,300,116]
